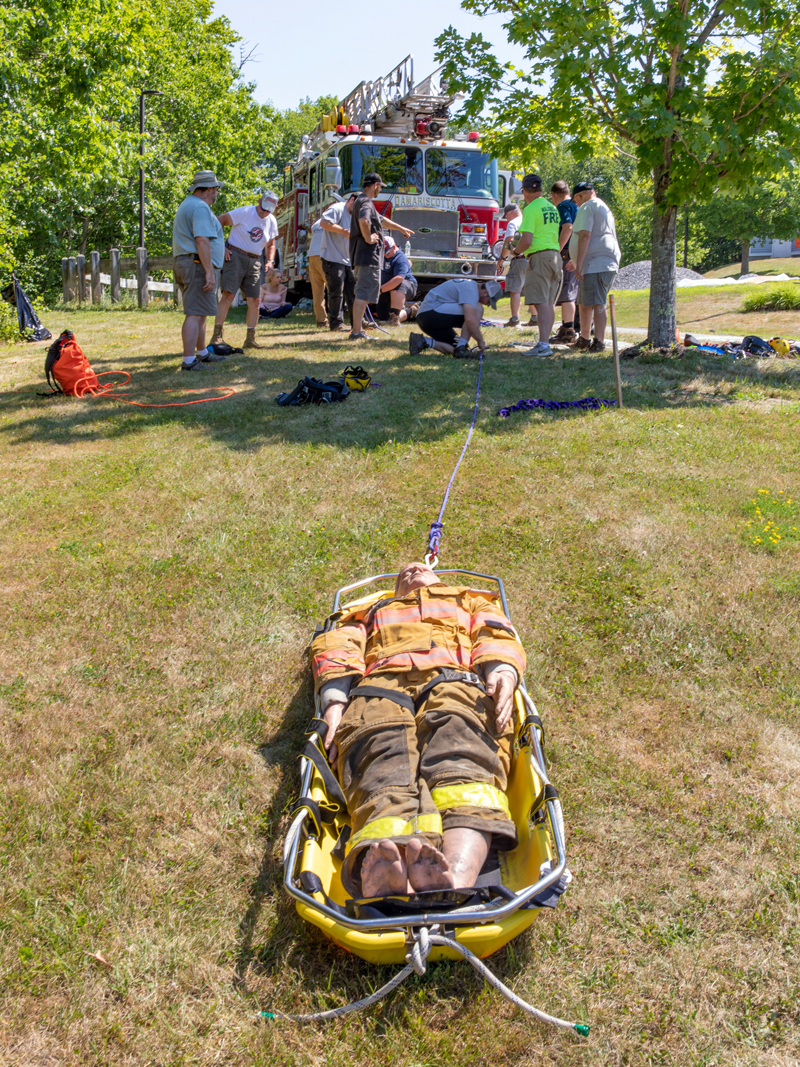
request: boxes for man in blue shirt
[550,180,578,344]
[172,169,226,371]
[377,237,419,325]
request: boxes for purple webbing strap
[497,397,616,418]
[427,351,484,562]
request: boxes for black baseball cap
[521,173,542,191]
[363,172,383,187]
[572,181,595,194]
[502,203,519,213]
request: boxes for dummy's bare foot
[360,840,408,897]
[406,837,455,892]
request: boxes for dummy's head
[394,561,440,597]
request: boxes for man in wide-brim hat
[172,170,227,371]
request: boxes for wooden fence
[61,248,181,307]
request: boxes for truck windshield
[426,149,498,200]
[338,144,424,194]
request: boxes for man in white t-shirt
[212,190,280,350]
[566,181,620,353]
[408,278,501,358]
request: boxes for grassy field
[1,305,799,1067]
[706,257,800,280]
[610,283,800,338]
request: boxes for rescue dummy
[309,561,526,899]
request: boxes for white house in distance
[750,237,800,259]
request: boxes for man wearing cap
[211,190,280,350]
[172,170,226,372]
[319,192,357,332]
[349,173,414,341]
[567,182,621,353]
[408,278,501,358]
[511,174,562,357]
[497,203,536,328]
[377,237,418,326]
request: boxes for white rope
[260,926,589,1034]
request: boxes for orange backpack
[45,330,99,396]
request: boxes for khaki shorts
[354,262,381,303]
[523,249,563,306]
[504,257,528,294]
[173,255,219,318]
[578,270,616,308]
[220,246,262,299]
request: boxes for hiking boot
[503,316,520,328]
[453,344,480,359]
[316,320,328,328]
[329,322,349,332]
[388,312,401,327]
[211,324,224,345]
[348,330,370,341]
[523,316,539,327]
[181,358,209,371]
[524,341,553,357]
[409,333,427,357]
[198,348,227,362]
[405,302,420,322]
[574,336,592,350]
[551,325,578,344]
[588,338,606,353]
[243,328,265,350]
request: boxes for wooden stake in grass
[609,294,623,409]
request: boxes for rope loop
[408,926,431,976]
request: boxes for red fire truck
[275,56,519,298]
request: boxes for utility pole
[139,89,164,248]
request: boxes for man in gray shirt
[320,192,357,332]
[172,169,226,371]
[567,181,620,353]
[409,278,501,357]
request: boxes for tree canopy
[437,0,800,344]
[0,0,333,298]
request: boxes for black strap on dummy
[300,739,346,812]
[413,668,486,713]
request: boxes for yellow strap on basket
[346,813,443,854]
[431,783,511,818]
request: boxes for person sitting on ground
[310,561,525,898]
[376,237,419,325]
[408,278,501,359]
[259,268,293,320]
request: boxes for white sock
[425,336,436,348]
[196,347,209,357]
[183,356,197,365]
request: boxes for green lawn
[705,256,800,280]
[1,305,799,1066]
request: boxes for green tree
[696,182,800,275]
[260,96,339,190]
[436,0,800,345]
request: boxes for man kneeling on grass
[408,278,502,360]
[309,561,524,898]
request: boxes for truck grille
[392,208,459,256]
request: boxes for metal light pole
[139,89,164,248]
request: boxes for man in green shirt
[512,173,562,356]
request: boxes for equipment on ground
[278,568,585,1034]
[276,376,350,406]
[1,272,51,342]
[341,365,371,391]
[44,330,99,395]
[769,336,790,357]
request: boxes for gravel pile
[612,260,706,291]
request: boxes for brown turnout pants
[336,668,517,895]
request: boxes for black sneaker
[348,331,370,341]
[181,359,208,371]
[198,348,227,362]
[588,339,606,353]
[409,333,427,357]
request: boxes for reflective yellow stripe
[347,817,410,854]
[346,813,443,855]
[431,783,511,819]
[406,813,442,836]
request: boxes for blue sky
[217,0,525,111]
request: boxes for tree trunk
[648,163,678,348]
[740,239,750,277]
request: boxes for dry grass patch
[1,305,799,1066]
